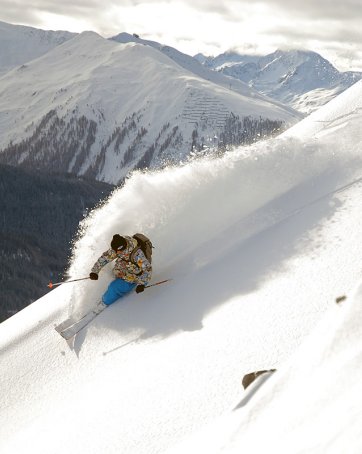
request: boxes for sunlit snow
[0,77,361,454]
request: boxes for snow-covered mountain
[1,78,361,453]
[0,27,300,185]
[196,49,362,113]
[0,20,75,76]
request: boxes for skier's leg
[102,278,137,306]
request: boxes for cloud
[0,0,102,29]
[0,0,361,70]
[265,0,362,20]
[159,0,362,21]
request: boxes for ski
[57,302,107,340]
[55,317,77,333]
[56,279,172,340]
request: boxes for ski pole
[47,276,90,289]
[145,279,172,289]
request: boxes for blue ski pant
[102,278,137,306]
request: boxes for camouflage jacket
[91,236,152,285]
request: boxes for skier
[55,234,153,339]
[89,234,152,310]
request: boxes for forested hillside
[0,164,114,321]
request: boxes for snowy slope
[199,49,362,114]
[0,20,75,76]
[170,285,362,454]
[169,79,362,453]
[0,80,362,454]
[0,31,300,184]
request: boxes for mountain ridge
[195,49,362,113]
[0,29,300,184]
[0,20,75,76]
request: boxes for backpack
[130,233,153,264]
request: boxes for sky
[1,1,361,71]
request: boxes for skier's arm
[91,248,117,275]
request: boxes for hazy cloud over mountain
[0,0,361,70]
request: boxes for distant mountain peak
[201,48,362,113]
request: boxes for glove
[89,272,98,281]
[135,285,145,294]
